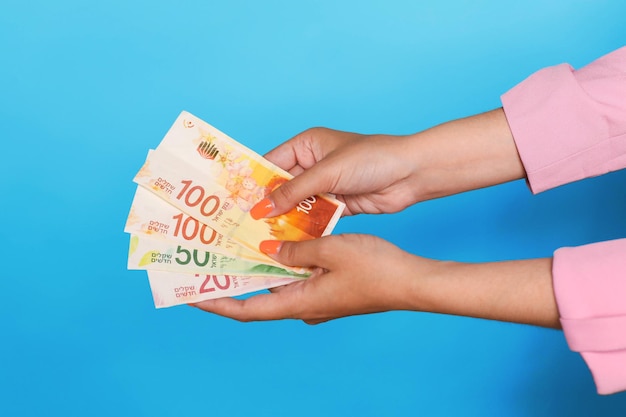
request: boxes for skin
[192,108,562,329]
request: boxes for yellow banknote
[134,114,345,252]
[125,186,270,264]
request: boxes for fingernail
[259,240,282,255]
[250,197,273,220]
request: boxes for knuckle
[301,126,330,140]
[278,241,300,265]
[328,234,380,257]
[291,127,328,153]
[273,179,298,205]
[314,236,338,260]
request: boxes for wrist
[409,108,526,202]
[402,257,560,328]
[393,255,453,312]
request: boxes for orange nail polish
[259,240,281,255]
[250,197,273,220]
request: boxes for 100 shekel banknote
[125,186,269,264]
[133,111,345,253]
[147,270,299,308]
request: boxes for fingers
[260,237,340,271]
[287,165,305,177]
[263,139,301,173]
[255,128,353,218]
[192,234,387,323]
[263,128,323,173]
[270,166,337,217]
[249,167,333,219]
[191,238,339,322]
[191,292,298,321]
[191,289,332,324]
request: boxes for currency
[147,270,298,308]
[125,186,268,264]
[128,234,308,278]
[126,111,345,308]
[134,111,344,252]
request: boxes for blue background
[2,1,625,415]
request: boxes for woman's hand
[191,234,560,328]
[250,108,525,219]
[191,234,431,324]
[251,128,424,218]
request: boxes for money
[134,111,344,252]
[126,111,345,308]
[128,234,308,278]
[125,186,268,264]
[147,270,298,308]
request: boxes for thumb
[260,237,339,270]
[250,164,333,219]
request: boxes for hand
[191,234,432,324]
[250,109,525,219]
[251,127,423,217]
[191,235,560,328]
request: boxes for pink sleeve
[501,47,626,395]
[501,47,626,194]
[553,240,626,395]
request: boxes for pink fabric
[555,241,626,395]
[502,47,626,193]
[501,47,626,395]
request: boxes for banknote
[128,234,308,278]
[127,111,345,307]
[135,146,338,253]
[125,186,269,264]
[147,270,298,308]
[133,111,345,253]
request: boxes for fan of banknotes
[124,111,345,308]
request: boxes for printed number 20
[199,274,231,293]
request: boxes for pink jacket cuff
[501,47,626,194]
[501,47,626,395]
[554,240,626,395]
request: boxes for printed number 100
[176,180,220,217]
[296,196,317,215]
